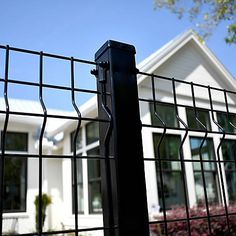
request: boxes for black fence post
[95,41,150,236]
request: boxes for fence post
[95,41,150,236]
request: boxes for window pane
[194,172,219,204]
[157,171,185,210]
[153,134,185,209]
[186,108,211,131]
[2,132,28,212]
[88,181,102,213]
[88,159,101,180]
[1,132,28,151]
[222,139,236,170]
[225,172,236,202]
[190,137,219,204]
[72,157,84,213]
[217,112,236,133]
[159,161,180,171]
[87,147,102,214]
[70,128,82,152]
[153,134,181,170]
[150,103,178,128]
[86,122,99,145]
[190,137,216,171]
[3,157,27,212]
[222,139,236,202]
[153,134,180,159]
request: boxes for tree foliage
[154,0,236,44]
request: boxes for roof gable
[137,29,236,91]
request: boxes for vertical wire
[98,65,115,235]
[38,52,47,235]
[0,45,10,235]
[71,57,81,236]
[151,74,168,235]
[172,79,191,236]
[208,86,230,233]
[223,90,236,234]
[224,90,236,130]
[191,83,212,234]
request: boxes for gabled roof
[137,29,236,89]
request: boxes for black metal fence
[0,40,236,236]
[139,70,236,236]
[0,44,107,236]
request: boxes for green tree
[154,0,236,44]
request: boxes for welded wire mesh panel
[0,45,109,236]
[1,41,236,236]
[138,71,236,236]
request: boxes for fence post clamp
[98,61,109,83]
[91,61,109,83]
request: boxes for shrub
[150,203,236,236]
[34,193,52,232]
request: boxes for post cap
[95,40,136,61]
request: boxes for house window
[72,157,84,214]
[221,139,236,202]
[70,129,84,214]
[2,132,28,212]
[71,125,101,215]
[217,112,236,133]
[190,137,219,204]
[86,122,99,145]
[1,131,28,151]
[87,147,102,214]
[153,134,185,210]
[150,103,178,128]
[70,128,82,151]
[70,128,83,213]
[186,108,211,131]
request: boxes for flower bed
[150,204,236,235]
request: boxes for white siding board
[152,42,233,91]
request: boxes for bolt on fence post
[95,41,150,236]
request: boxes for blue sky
[0,0,235,110]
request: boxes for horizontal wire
[0,110,110,123]
[149,211,236,225]
[141,123,236,136]
[0,78,100,95]
[3,226,113,236]
[0,153,114,160]
[0,153,234,164]
[0,45,97,65]
[139,98,236,117]
[138,71,236,95]
[143,156,236,164]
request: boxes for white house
[1,29,236,235]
